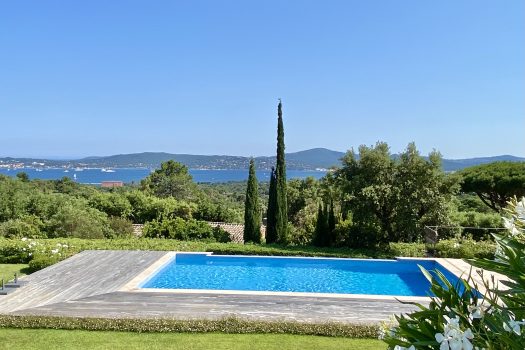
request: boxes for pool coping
[118,251,478,303]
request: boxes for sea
[0,168,327,185]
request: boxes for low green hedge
[429,238,495,259]
[388,242,426,257]
[0,315,378,338]
[0,237,497,271]
[0,238,392,266]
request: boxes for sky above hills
[1,1,524,159]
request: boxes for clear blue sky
[1,1,523,159]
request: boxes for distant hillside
[73,149,344,170]
[440,155,525,172]
[1,149,524,172]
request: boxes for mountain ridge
[1,148,524,172]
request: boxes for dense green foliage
[460,161,525,212]
[0,169,240,242]
[244,159,261,243]
[312,201,336,247]
[140,160,197,200]
[336,142,459,246]
[0,329,386,350]
[142,218,230,242]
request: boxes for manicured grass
[0,264,28,282]
[0,329,385,350]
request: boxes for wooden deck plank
[0,250,166,313]
[13,291,421,323]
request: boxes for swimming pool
[140,253,461,297]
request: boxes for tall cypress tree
[275,100,289,244]
[312,202,325,246]
[328,198,336,246]
[265,167,277,243]
[244,159,261,243]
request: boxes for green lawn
[0,329,385,350]
[0,264,28,283]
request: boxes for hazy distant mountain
[1,149,524,172]
[440,155,525,171]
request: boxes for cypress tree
[275,100,289,244]
[322,201,330,246]
[244,159,261,243]
[265,167,278,243]
[328,198,336,245]
[312,203,325,246]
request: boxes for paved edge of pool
[119,251,487,303]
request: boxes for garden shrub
[107,216,135,238]
[388,242,426,257]
[431,238,495,259]
[27,254,61,273]
[451,210,503,240]
[46,203,112,239]
[0,215,45,239]
[143,218,230,242]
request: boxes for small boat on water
[64,170,69,173]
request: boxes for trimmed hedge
[0,237,496,270]
[388,243,426,257]
[0,315,379,338]
[430,238,495,259]
[0,238,393,266]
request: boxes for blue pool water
[141,254,461,297]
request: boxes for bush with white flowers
[382,197,525,350]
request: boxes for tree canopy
[140,160,197,200]
[460,161,525,212]
[336,142,459,245]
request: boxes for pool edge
[119,252,445,302]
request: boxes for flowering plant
[382,198,525,349]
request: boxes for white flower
[502,217,520,236]
[515,198,525,220]
[453,243,460,248]
[394,345,415,350]
[468,304,484,319]
[56,243,62,247]
[50,249,59,254]
[435,316,474,350]
[21,237,28,242]
[503,319,525,336]
[28,253,32,256]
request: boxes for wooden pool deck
[0,250,439,323]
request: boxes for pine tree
[275,100,289,244]
[244,159,261,243]
[265,167,278,243]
